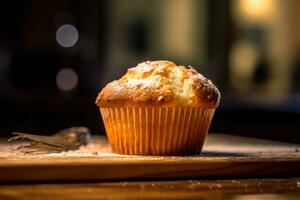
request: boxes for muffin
[96,60,220,155]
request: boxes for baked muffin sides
[96,60,220,155]
[96,61,220,108]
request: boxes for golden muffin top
[96,60,220,108]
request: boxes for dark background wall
[1,0,300,143]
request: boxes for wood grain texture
[1,178,300,200]
[1,134,300,183]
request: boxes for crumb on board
[2,135,300,159]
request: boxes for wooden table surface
[1,134,300,182]
[1,134,300,199]
[1,178,300,199]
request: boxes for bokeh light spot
[56,68,78,91]
[56,24,79,47]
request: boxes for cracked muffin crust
[96,60,220,108]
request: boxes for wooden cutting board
[1,134,300,183]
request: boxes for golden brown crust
[96,61,220,108]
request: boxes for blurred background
[1,0,300,143]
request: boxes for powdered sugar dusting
[126,77,160,89]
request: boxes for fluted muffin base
[100,107,215,156]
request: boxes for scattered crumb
[151,183,156,187]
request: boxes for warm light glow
[237,0,275,23]
[161,0,197,59]
[56,68,78,91]
[229,41,258,90]
[56,24,79,47]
